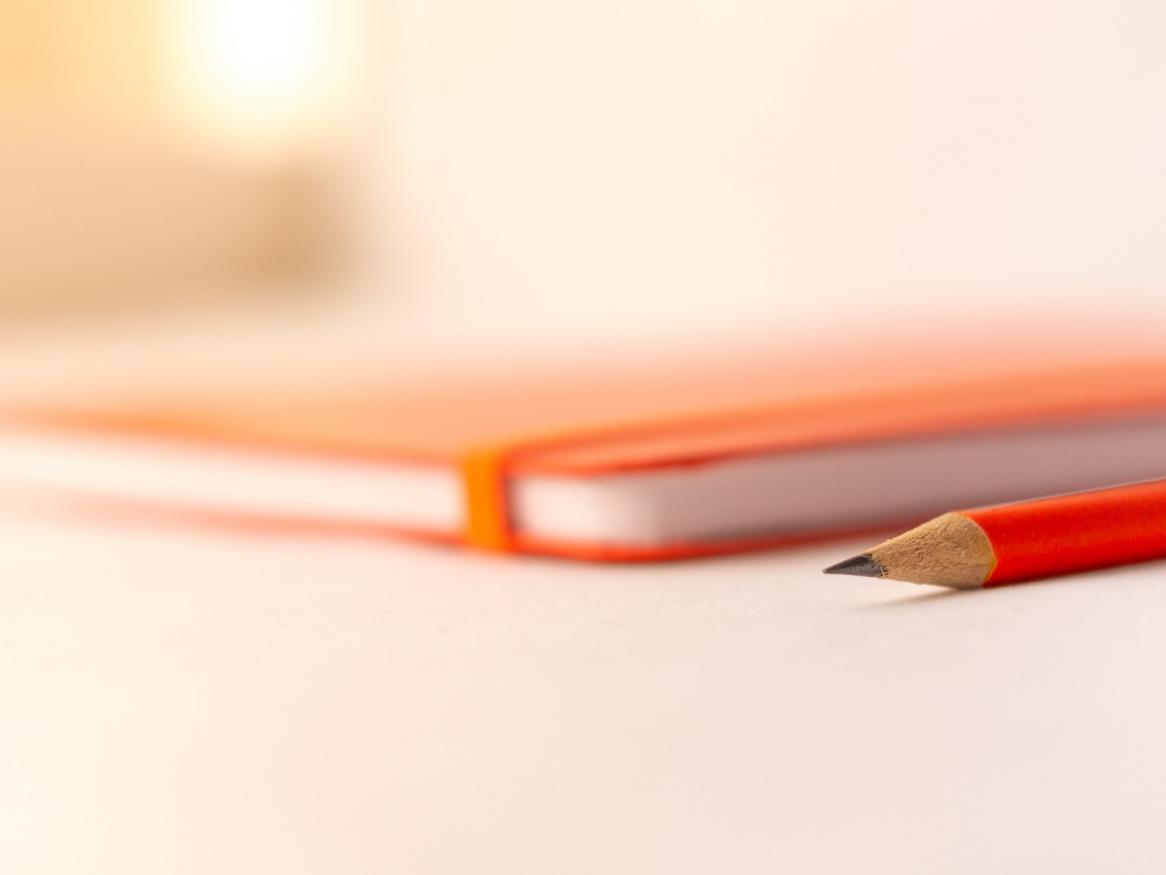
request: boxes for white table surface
[3,501,1166,875]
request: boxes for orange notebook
[5,347,1166,561]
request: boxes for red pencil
[824,479,1166,588]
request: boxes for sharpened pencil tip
[823,554,886,578]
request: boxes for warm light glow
[163,0,353,157]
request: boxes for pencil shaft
[968,479,1166,585]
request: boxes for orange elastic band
[461,445,515,551]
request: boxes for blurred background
[3,0,1165,398]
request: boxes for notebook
[4,349,1166,561]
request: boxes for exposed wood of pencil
[824,513,995,588]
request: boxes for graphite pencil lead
[823,554,886,578]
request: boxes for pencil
[823,479,1166,588]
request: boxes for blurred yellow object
[0,0,346,322]
[0,0,159,111]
